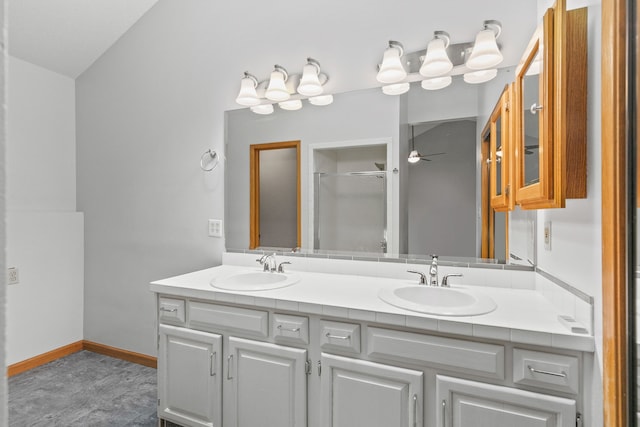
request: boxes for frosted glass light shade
[420,38,453,77]
[297,63,323,96]
[308,95,333,106]
[250,104,274,115]
[265,70,290,101]
[463,69,498,84]
[279,99,303,111]
[382,82,410,96]
[408,150,421,163]
[235,76,260,106]
[421,76,452,90]
[466,29,503,70]
[376,46,407,84]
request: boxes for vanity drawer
[367,327,505,379]
[513,348,579,394]
[158,297,185,325]
[188,301,268,338]
[320,320,361,354]
[273,313,309,344]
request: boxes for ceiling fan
[408,125,446,163]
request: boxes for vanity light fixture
[466,20,503,70]
[376,41,407,84]
[265,65,290,102]
[279,99,303,111]
[421,76,452,90]
[308,94,334,106]
[297,58,324,96]
[463,69,498,84]
[250,104,274,115]
[235,72,260,106]
[419,31,453,77]
[382,82,411,95]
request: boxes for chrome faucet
[429,255,439,286]
[256,253,277,272]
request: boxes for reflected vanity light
[265,65,290,102]
[376,41,407,84]
[419,31,453,77]
[466,20,503,70]
[463,69,498,84]
[250,104,274,115]
[421,76,452,90]
[279,99,303,111]
[382,82,410,95]
[308,94,334,106]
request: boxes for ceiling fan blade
[420,152,446,157]
[419,157,432,161]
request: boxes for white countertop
[150,264,594,352]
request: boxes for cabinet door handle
[413,394,418,427]
[227,355,233,380]
[530,103,543,115]
[441,400,446,427]
[277,325,301,333]
[210,352,216,377]
[159,306,178,313]
[317,360,322,376]
[325,332,350,340]
[527,365,567,378]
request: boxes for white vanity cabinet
[158,324,222,427]
[154,293,587,427]
[225,337,307,427]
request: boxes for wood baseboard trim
[82,340,157,369]
[7,341,84,377]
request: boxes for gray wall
[408,120,477,256]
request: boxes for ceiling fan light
[421,76,452,91]
[466,24,503,70]
[265,66,290,101]
[250,104,274,115]
[382,82,410,96]
[419,34,453,77]
[235,73,260,106]
[463,68,498,84]
[308,94,334,106]
[408,150,422,163]
[376,41,407,84]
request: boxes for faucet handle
[256,254,267,265]
[407,270,427,285]
[441,273,463,287]
[278,262,291,273]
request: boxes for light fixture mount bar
[403,41,474,73]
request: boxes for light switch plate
[208,219,223,237]
[7,267,19,285]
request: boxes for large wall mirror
[225,72,537,264]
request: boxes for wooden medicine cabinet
[514,0,587,209]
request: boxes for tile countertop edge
[149,266,595,353]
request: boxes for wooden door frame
[602,0,631,425]
[249,141,301,250]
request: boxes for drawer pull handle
[527,365,567,378]
[277,325,301,333]
[413,394,418,427]
[325,332,350,340]
[210,352,216,377]
[160,307,178,313]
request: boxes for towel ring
[200,149,219,172]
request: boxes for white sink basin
[210,270,300,291]
[378,285,497,316]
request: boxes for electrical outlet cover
[7,267,19,285]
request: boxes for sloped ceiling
[8,0,158,78]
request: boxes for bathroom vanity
[151,254,592,427]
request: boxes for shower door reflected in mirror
[314,171,387,253]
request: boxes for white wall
[6,57,83,364]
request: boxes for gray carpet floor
[8,350,158,426]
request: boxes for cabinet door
[436,375,575,427]
[158,324,222,427]
[489,84,514,212]
[320,353,423,427]
[226,337,307,427]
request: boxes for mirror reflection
[225,76,536,264]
